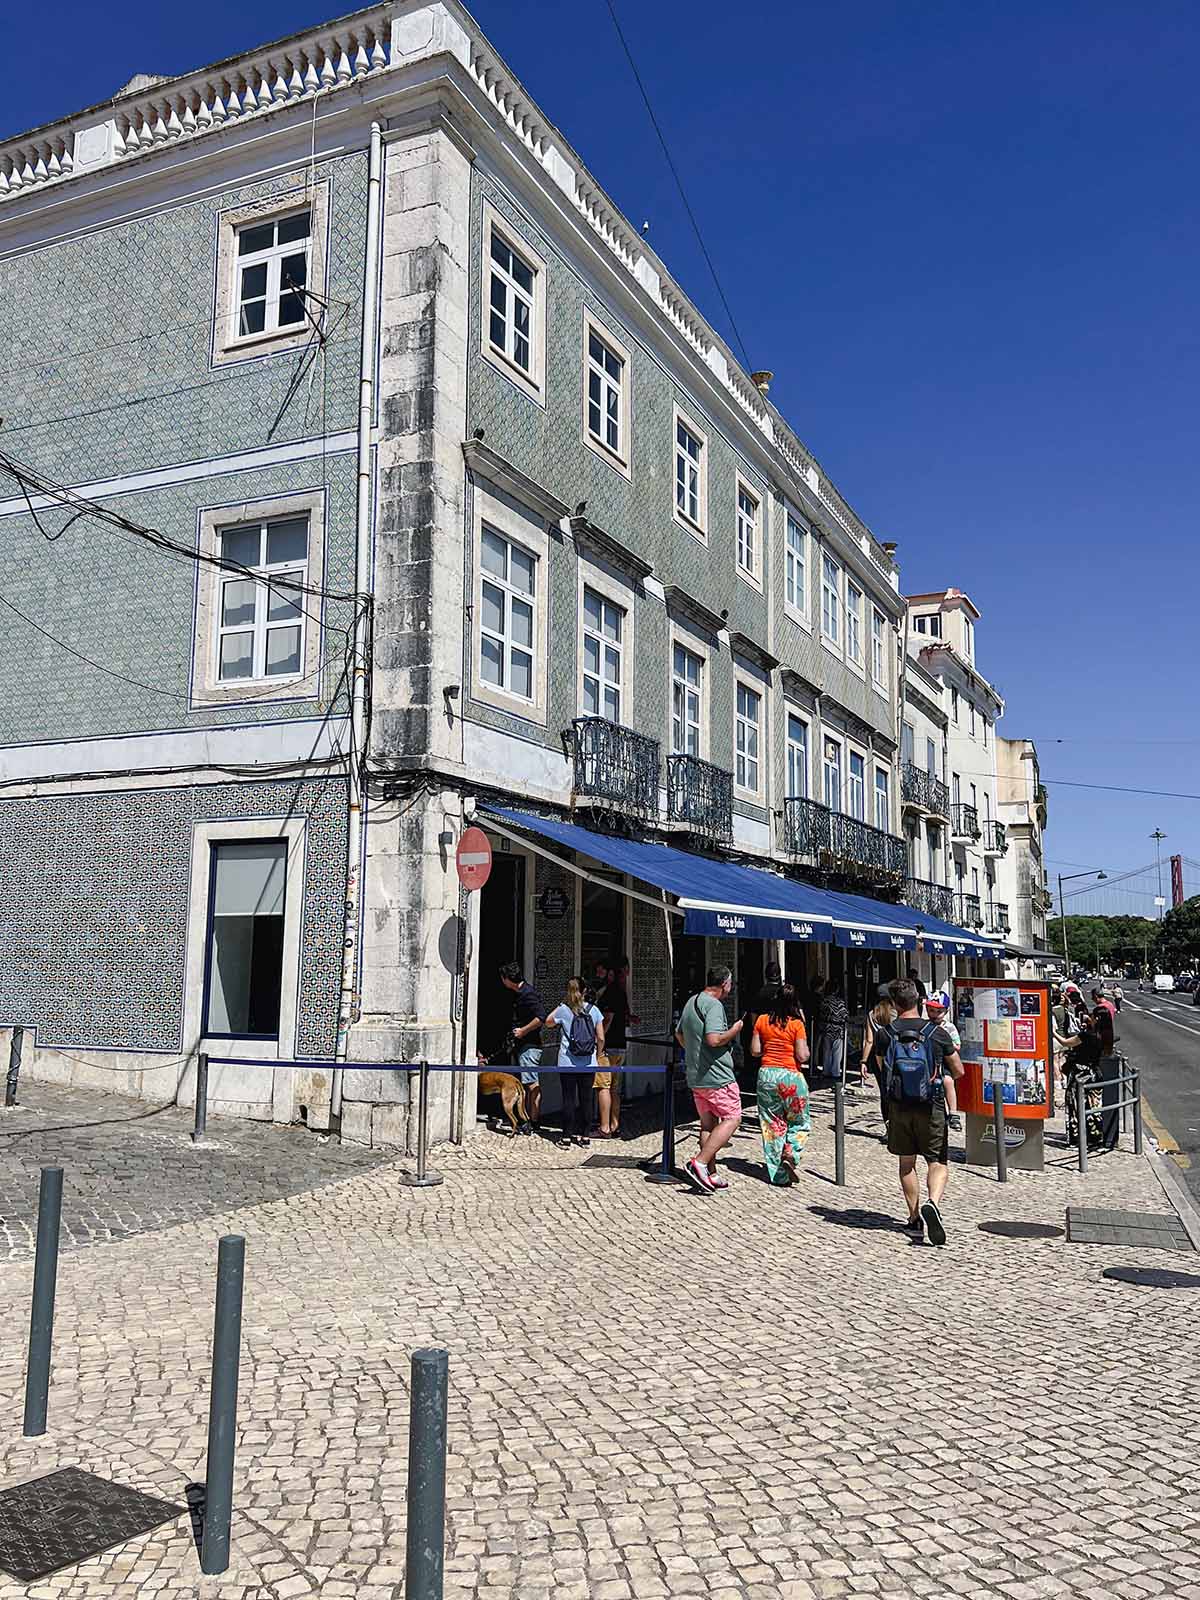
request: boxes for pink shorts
[692,1081,742,1123]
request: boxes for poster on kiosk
[952,976,1053,1172]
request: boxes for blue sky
[4,0,1198,901]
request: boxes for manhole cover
[1067,1207,1193,1251]
[979,1221,1064,1239]
[581,1154,646,1169]
[1103,1266,1200,1289]
[0,1467,184,1581]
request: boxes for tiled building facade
[0,1,1036,1144]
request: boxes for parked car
[1154,973,1176,993]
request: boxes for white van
[1154,973,1175,993]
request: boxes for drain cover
[1103,1266,1200,1289]
[979,1221,1064,1239]
[581,1154,647,1169]
[0,1467,184,1581]
[1066,1208,1193,1251]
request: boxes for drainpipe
[332,120,384,1123]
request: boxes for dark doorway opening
[475,852,526,1062]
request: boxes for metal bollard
[399,1063,445,1188]
[201,1234,245,1576]
[5,1025,23,1108]
[646,1048,677,1184]
[23,1166,63,1437]
[406,1348,449,1600]
[833,1079,846,1186]
[992,1091,1008,1183]
[192,1052,209,1144]
[1132,1067,1144,1156]
[1076,1077,1088,1175]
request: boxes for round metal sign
[455,826,493,892]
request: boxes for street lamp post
[1056,868,1108,971]
[1152,829,1167,922]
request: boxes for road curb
[1145,1148,1200,1251]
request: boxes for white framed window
[913,612,942,637]
[583,312,631,475]
[874,767,890,832]
[972,866,980,898]
[786,713,809,799]
[672,406,707,536]
[785,512,808,617]
[821,554,841,645]
[970,702,977,736]
[926,736,938,776]
[736,478,761,587]
[480,525,537,704]
[952,686,960,723]
[735,681,762,795]
[871,607,886,686]
[482,205,546,401]
[203,840,288,1038]
[213,188,329,365]
[982,716,989,748]
[901,721,915,764]
[846,582,863,665]
[671,642,704,756]
[848,750,866,820]
[581,586,624,722]
[970,782,978,811]
[823,736,842,811]
[963,616,975,660]
[952,773,961,809]
[215,515,309,683]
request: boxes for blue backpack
[883,1021,940,1105]
[567,1007,597,1056]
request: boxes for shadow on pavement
[808,1204,901,1231]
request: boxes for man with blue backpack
[872,976,964,1244]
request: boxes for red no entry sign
[455,826,493,891]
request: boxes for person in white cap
[924,989,963,1132]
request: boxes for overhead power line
[603,0,753,373]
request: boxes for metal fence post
[1076,1078,1088,1175]
[5,1025,24,1108]
[399,1062,445,1188]
[1132,1065,1144,1156]
[834,1079,846,1186]
[646,1046,678,1184]
[406,1348,449,1600]
[23,1166,63,1437]
[201,1234,245,1576]
[192,1052,209,1144]
[992,1091,1008,1183]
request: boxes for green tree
[1045,913,1157,970]
[1153,897,1200,971]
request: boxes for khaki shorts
[594,1051,625,1089]
[886,1100,948,1164]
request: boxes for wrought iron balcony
[666,752,733,842]
[987,901,1011,935]
[954,892,983,928]
[567,717,661,823]
[983,819,1008,856]
[901,761,950,819]
[950,803,981,842]
[784,797,906,883]
[904,876,955,922]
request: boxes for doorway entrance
[475,852,526,1061]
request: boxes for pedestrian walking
[923,991,963,1132]
[749,983,811,1185]
[860,988,897,1125]
[547,977,605,1149]
[595,968,628,1138]
[496,962,545,1131]
[675,966,744,1194]
[872,977,964,1244]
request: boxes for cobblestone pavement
[0,1083,1198,1598]
[0,1082,394,1259]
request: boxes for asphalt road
[1116,986,1200,1199]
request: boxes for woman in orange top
[749,983,811,1186]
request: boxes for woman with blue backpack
[548,976,606,1149]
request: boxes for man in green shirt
[675,965,744,1194]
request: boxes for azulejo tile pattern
[0,777,347,1055]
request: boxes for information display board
[951,977,1052,1120]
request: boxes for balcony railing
[950,803,981,842]
[954,892,983,928]
[905,877,955,922]
[983,819,1008,856]
[784,797,906,882]
[568,717,660,823]
[666,753,733,842]
[987,901,1011,935]
[901,761,950,819]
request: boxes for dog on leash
[478,1071,530,1135]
